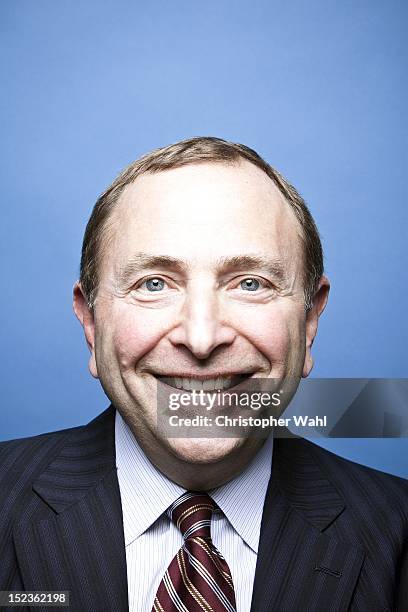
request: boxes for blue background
[1,1,407,476]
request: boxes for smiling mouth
[156,374,253,392]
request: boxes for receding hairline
[96,157,305,274]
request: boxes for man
[0,137,407,611]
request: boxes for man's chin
[165,436,245,465]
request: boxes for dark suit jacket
[1,406,407,611]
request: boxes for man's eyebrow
[116,253,187,285]
[116,252,288,285]
[215,255,288,283]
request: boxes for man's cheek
[112,327,149,369]
[111,317,165,369]
[245,314,291,359]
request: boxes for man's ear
[73,282,99,379]
[302,275,330,378]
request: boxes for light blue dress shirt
[115,410,273,612]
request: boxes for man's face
[75,161,328,470]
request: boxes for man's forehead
[115,160,290,217]
[100,160,305,280]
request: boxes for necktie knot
[167,491,215,540]
[156,491,237,611]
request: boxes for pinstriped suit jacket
[0,406,407,611]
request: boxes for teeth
[184,379,204,391]
[182,378,189,389]
[159,376,246,391]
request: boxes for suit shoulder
[304,438,408,513]
[0,408,114,488]
[0,424,83,481]
[0,424,81,447]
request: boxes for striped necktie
[152,491,237,612]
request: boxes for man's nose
[167,287,237,360]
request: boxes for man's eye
[143,278,166,292]
[240,278,261,291]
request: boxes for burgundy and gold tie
[152,491,237,612]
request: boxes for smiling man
[0,137,407,612]
[74,151,328,489]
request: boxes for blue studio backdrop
[1,0,407,477]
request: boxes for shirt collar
[115,410,185,546]
[115,410,273,552]
[209,434,273,553]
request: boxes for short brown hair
[80,136,323,309]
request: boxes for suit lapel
[251,436,365,612]
[13,407,128,612]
